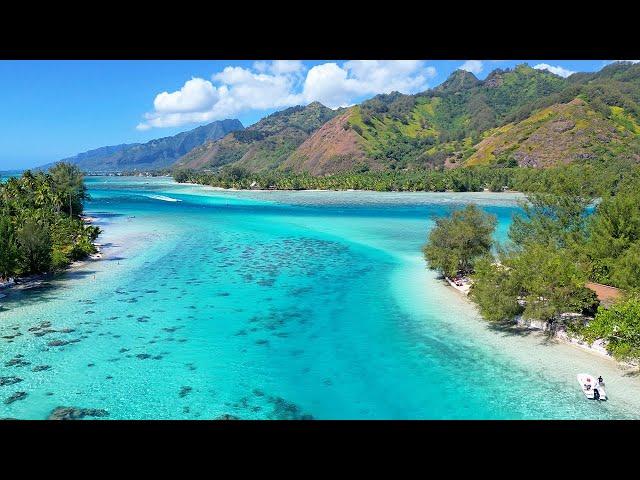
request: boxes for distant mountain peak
[436,69,480,93]
[306,101,328,109]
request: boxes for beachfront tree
[49,162,87,218]
[470,244,597,323]
[16,219,52,274]
[508,243,598,321]
[173,169,192,183]
[0,215,18,279]
[423,204,497,278]
[470,254,523,322]
[509,187,593,250]
[1,165,99,279]
[583,184,640,289]
[582,295,640,361]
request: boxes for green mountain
[135,62,640,177]
[175,102,340,171]
[49,119,243,172]
[279,62,640,174]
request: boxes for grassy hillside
[466,98,640,167]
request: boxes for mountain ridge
[175,102,341,171]
[46,62,640,176]
[44,119,243,172]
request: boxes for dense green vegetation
[345,65,568,169]
[0,163,99,280]
[342,62,640,171]
[174,157,639,195]
[174,165,522,191]
[582,295,640,361]
[582,180,640,289]
[420,160,640,360]
[422,205,496,278]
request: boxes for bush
[582,295,640,361]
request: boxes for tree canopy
[582,295,640,361]
[0,164,99,279]
[422,204,496,278]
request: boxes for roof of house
[585,282,623,306]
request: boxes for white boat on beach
[577,373,607,400]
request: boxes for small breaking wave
[146,194,181,203]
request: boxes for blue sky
[0,59,619,170]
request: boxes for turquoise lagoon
[1,176,640,420]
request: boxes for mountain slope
[175,102,340,171]
[277,64,571,174]
[173,62,640,176]
[466,98,640,167]
[281,62,640,174]
[281,110,373,175]
[52,119,243,172]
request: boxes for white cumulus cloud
[460,60,483,74]
[137,60,438,130]
[153,78,218,114]
[533,63,576,78]
[299,60,435,108]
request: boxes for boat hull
[577,373,607,400]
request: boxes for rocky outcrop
[4,391,28,404]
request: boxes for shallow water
[1,177,639,419]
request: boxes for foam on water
[1,176,639,419]
[145,194,181,203]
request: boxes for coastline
[441,278,638,369]
[0,216,103,297]
[178,180,522,195]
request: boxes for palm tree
[49,162,87,218]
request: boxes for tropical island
[422,164,640,364]
[0,163,100,289]
[3,59,640,420]
[12,61,640,364]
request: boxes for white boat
[577,373,607,400]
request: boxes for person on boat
[598,375,603,384]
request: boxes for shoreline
[441,279,638,369]
[0,216,104,297]
[177,180,522,195]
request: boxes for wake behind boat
[577,373,607,400]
